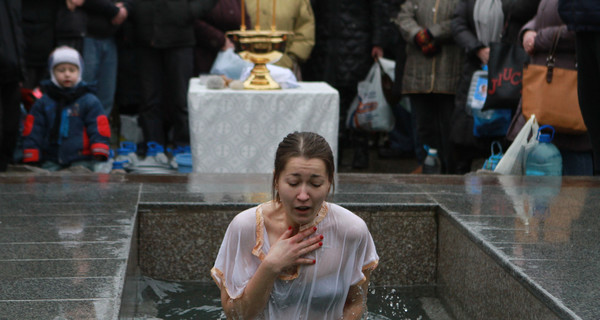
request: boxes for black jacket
[83,0,133,39]
[0,0,25,83]
[502,0,542,44]
[559,0,600,32]
[55,0,87,41]
[22,0,58,68]
[132,0,218,48]
[302,0,384,88]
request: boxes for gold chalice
[226,29,292,90]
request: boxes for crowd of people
[1,0,599,175]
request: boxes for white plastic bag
[346,61,395,132]
[209,48,253,80]
[494,115,539,175]
[378,57,396,81]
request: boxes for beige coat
[245,0,315,69]
[395,0,463,94]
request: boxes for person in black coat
[131,0,218,152]
[302,0,386,169]
[501,0,542,44]
[55,0,87,53]
[0,0,26,171]
[450,0,540,174]
[80,0,132,118]
[373,0,426,167]
[559,0,600,175]
[450,0,505,174]
[21,0,59,90]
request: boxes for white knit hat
[49,46,83,87]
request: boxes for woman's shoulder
[230,205,260,227]
[327,202,370,233]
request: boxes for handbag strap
[500,13,511,42]
[545,27,564,83]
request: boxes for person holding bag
[451,0,508,174]
[394,0,463,174]
[507,0,593,175]
[558,0,600,176]
[481,1,539,112]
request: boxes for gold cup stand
[226,30,292,90]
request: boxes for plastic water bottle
[114,141,138,171]
[110,159,128,174]
[525,125,562,176]
[422,146,441,174]
[467,65,488,112]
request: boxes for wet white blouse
[211,201,379,319]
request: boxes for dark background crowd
[1,0,600,175]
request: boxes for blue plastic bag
[482,140,503,171]
[473,108,512,138]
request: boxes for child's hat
[48,46,83,86]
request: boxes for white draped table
[188,79,339,173]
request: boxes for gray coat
[394,0,463,94]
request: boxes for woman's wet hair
[272,132,335,201]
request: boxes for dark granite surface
[0,172,599,319]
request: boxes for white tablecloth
[188,79,339,173]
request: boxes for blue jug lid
[537,125,556,143]
[119,141,137,153]
[146,141,164,156]
[538,133,552,143]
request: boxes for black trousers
[409,93,455,173]
[137,46,193,147]
[0,81,21,171]
[576,32,600,175]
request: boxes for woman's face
[277,156,331,227]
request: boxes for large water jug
[114,141,138,170]
[525,125,562,176]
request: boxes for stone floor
[0,171,598,319]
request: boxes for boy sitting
[22,46,111,171]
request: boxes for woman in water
[212,131,379,319]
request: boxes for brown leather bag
[521,27,587,134]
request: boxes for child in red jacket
[22,46,111,171]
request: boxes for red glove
[421,42,441,57]
[414,29,433,47]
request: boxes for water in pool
[133,277,445,319]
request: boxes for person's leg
[83,37,118,116]
[434,94,458,174]
[82,37,100,85]
[411,93,455,173]
[576,32,600,175]
[163,46,193,148]
[137,46,166,147]
[560,149,594,176]
[0,82,21,172]
[409,99,426,165]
